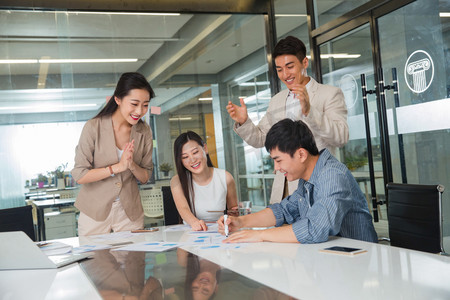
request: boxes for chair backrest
[59,189,77,199]
[0,206,36,241]
[387,183,445,254]
[161,186,182,225]
[140,189,164,218]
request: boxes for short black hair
[273,36,307,62]
[265,119,319,157]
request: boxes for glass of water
[239,201,252,215]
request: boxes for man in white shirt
[226,36,349,204]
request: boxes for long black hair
[173,131,214,216]
[94,72,155,120]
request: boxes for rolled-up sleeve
[268,191,302,228]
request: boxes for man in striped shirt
[219,118,378,244]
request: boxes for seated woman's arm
[170,175,207,231]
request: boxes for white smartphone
[319,246,367,255]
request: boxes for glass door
[319,24,386,221]
[315,0,449,236]
[376,0,450,236]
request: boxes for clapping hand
[289,83,310,116]
[119,139,136,172]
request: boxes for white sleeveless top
[190,168,227,222]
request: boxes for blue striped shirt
[269,149,378,244]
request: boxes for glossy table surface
[1,226,450,300]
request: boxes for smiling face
[181,140,208,174]
[115,88,150,125]
[270,147,309,182]
[191,271,217,300]
[275,54,309,90]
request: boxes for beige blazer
[71,115,153,221]
[234,77,348,204]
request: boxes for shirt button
[115,182,121,188]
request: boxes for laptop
[0,231,92,270]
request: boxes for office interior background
[0,0,449,239]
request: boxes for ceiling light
[275,14,307,17]
[25,10,180,16]
[198,97,213,101]
[169,117,192,121]
[0,58,138,64]
[65,12,181,16]
[0,103,97,110]
[306,54,361,59]
[39,58,138,63]
[439,12,450,17]
[322,54,360,59]
[239,81,270,86]
[0,59,38,64]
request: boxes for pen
[224,209,229,237]
[37,241,51,247]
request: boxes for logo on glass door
[404,50,434,94]
[339,74,358,110]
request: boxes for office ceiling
[0,0,351,124]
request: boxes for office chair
[140,188,164,226]
[386,183,445,254]
[0,205,36,241]
[161,186,182,225]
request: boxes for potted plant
[37,173,48,188]
[159,162,173,177]
[55,163,68,189]
[344,154,368,172]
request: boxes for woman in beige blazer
[72,72,154,236]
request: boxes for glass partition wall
[0,0,314,218]
[0,10,274,227]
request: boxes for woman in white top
[170,131,238,231]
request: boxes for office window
[0,9,271,212]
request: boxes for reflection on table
[80,247,291,300]
[3,226,450,300]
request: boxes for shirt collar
[306,148,331,185]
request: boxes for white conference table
[1,226,450,300]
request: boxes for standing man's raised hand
[226,97,248,125]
